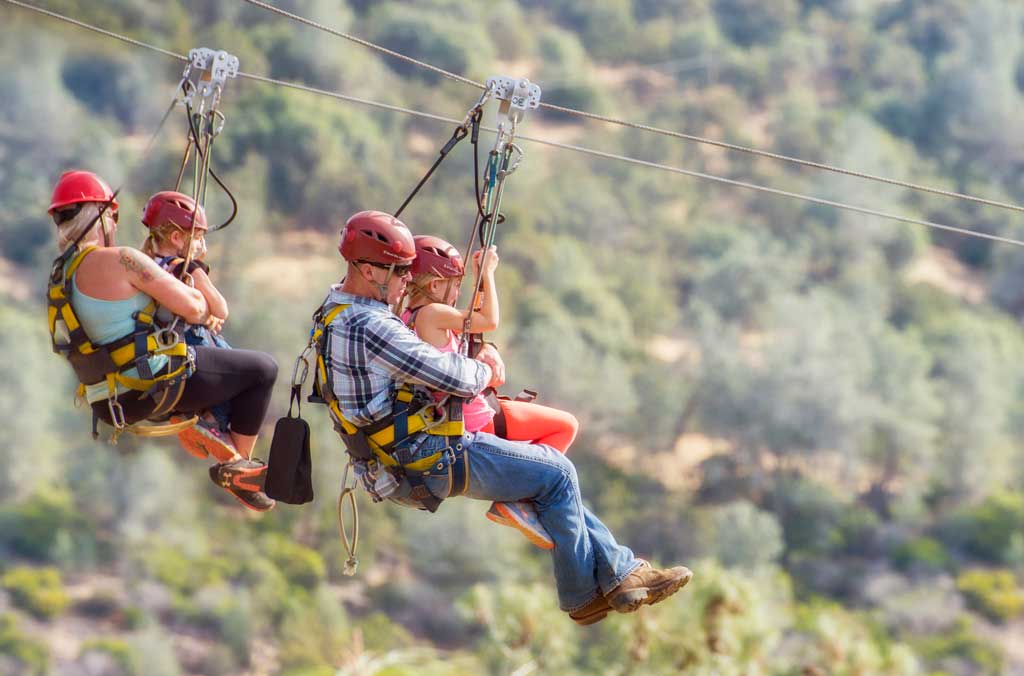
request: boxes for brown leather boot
[606,560,693,613]
[568,594,612,626]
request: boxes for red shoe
[209,458,275,513]
[173,416,237,462]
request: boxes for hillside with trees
[2,1,1024,674]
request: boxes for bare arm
[118,248,208,323]
[419,247,500,334]
[190,267,229,320]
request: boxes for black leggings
[91,346,278,435]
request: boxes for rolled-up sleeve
[364,316,490,397]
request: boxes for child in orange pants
[402,235,578,547]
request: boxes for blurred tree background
[3,0,1024,674]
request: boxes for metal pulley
[181,48,239,112]
[486,76,542,125]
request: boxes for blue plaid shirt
[324,286,491,427]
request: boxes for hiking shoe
[568,594,612,626]
[209,458,275,513]
[174,416,237,462]
[487,501,554,549]
[606,560,693,614]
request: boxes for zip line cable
[7,0,1024,248]
[238,0,1024,217]
[3,0,187,61]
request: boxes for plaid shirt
[324,286,491,427]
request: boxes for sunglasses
[52,204,119,226]
[361,260,413,277]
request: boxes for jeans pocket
[386,455,453,510]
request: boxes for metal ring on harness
[153,327,180,351]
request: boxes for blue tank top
[69,258,169,403]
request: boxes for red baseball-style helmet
[141,191,208,231]
[339,210,416,264]
[412,235,464,278]
[49,170,118,214]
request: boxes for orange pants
[479,399,579,454]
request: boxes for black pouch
[265,387,314,504]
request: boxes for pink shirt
[401,309,495,432]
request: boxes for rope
[238,0,1024,216]
[2,0,187,61]
[235,73,1024,247]
[237,0,484,89]
[534,103,1024,215]
[9,0,1024,247]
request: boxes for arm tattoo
[118,248,155,283]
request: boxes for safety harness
[304,302,469,513]
[47,246,196,441]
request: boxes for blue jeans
[388,431,641,612]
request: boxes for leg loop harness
[306,303,468,512]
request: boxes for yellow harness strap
[312,302,464,471]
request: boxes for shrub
[0,488,89,562]
[914,618,1004,673]
[1,567,70,620]
[891,536,951,574]
[140,547,232,596]
[79,638,137,675]
[956,569,1024,623]
[262,535,326,590]
[940,492,1024,563]
[0,613,48,675]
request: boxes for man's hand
[475,342,506,388]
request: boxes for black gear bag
[265,387,314,504]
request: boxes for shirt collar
[328,284,389,310]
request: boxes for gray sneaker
[606,560,693,613]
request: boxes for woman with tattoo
[47,171,278,511]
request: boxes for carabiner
[291,353,310,389]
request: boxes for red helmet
[49,170,117,214]
[141,191,208,231]
[412,235,464,278]
[339,210,416,264]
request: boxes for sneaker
[568,594,612,626]
[485,502,512,526]
[489,501,554,550]
[606,560,693,614]
[209,458,275,513]
[174,416,237,462]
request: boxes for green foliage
[940,492,1024,563]
[956,569,1024,623]
[0,488,88,562]
[0,567,70,620]
[701,500,784,569]
[914,618,1004,674]
[139,546,233,596]
[890,537,951,574]
[261,534,326,590]
[7,0,1024,672]
[80,638,138,675]
[713,0,799,46]
[457,582,578,674]
[0,613,48,675]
